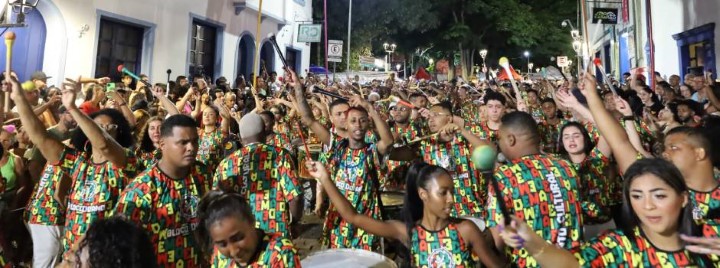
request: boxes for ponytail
[401,162,451,244]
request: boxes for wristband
[621,115,635,121]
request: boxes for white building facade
[582,0,718,82]
[4,0,313,86]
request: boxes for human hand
[61,77,82,110]
[613,96,633,116]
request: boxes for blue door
[0,10,46,82]
[619,35,630,77]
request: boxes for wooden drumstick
[4,32,15,113]
[406,133,439,145]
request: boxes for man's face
[411,96,428,108]
[541,102,557,119]
[24,90,39,105]
[330,103,350,130]
[676,104,694,121]
[427,106,452,133]
[346,109,370,141]
[33,79,47,90]
[692,76,705,91]
[486,100,505,122]
[179,78,189,86]
[527,92,538,105]
[390,105,411,123]
[160,126,199,168]
[602,93,616,111]
[61,111,77,129]
[669,75,680,86]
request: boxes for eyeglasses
[390,107,409,112]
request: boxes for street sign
[557,56,569,67]
[328,40,343,57]
[297,24,322,43]
[329,57,342,63]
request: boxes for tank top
[410,220,475,268]
[0,154,17,191]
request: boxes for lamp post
[346,0,353,73]
[383,42,396,72]
[523,51,531,74]
[563,19,583,75]
[479,49,488,68]
[528,62,534,75]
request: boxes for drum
[301,249,398,268]
[380,191,404,220]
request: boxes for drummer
[391,102,489,218]
[305,160,506,267]
[384,101,424,191]
[196,190,301,267]
[292,68,395,250]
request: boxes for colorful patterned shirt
[418,135,485,217]
[268,131,294,154]
[689,173,720,237]
[320,139,382,249]
[114,163,210,268]
[410,220,475,268]
[137,148,161,171]
[538,118,569,154]
[487,154,584,267]
[212,143,301,237]
[571,147,612,224]
[210,232,300,268]
[467,121,498,143]
[197,128,227,170]
[385,122,424,190]
[59,148,137,252]
[572,227,719,267]
[25,164,68,225]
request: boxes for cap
[239,113,264,139]
[30,71,51,82]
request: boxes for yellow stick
[252,0,264,90]
[4,32,15,113]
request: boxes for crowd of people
[0,62,718,268]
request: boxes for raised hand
[439,122,460,136]
[61,77,82,110]
[305,160,329,181]
[555,89,579,109]
[613,95,633,116]
[681,235,720,255]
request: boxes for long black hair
[70,108,134,153]
[557,121,594,157]
[402,162,451,237]
[77,217,157,268]
[620,158,712,265]
[195,190,255,255]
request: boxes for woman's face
[148,120,162,145]
[209,216,259,265]
[203,107,218,127]
[94,115,118,140]
[418,172,454,219]
[680,86,692,99]
[658,107,674,122]
[629,173,687,236]
[637,89,652,103]
[0,131,12,153]
[561,126,586,155]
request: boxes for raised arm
[107,90,136,128]
[350,95,393,155]
[582,73,638,173]
[500,216,579,268]
[175,87,195,114]
[289,68,332,145]
[306,161,406,242]
[62,78,129,167]
[614,96,652,157]
[151,87,180,116]
[7,76,65,164]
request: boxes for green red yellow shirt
[59,148,137,252]
[212,143,301,237]
[114,163,210,267]
[410,220,475,268]
[198,128,227,170]
[25,164,68,225]
[570,147,612,224]
[689,173,720,237]
[487,154,584,267]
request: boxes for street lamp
[528,63,534,74]
[524,51,531,73]
[563,19,584,75]
[383,42,397,71]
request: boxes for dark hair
[345,106,369,117]
[329,99,349,113]
[483,91,507,106]
[259,111,275,125]
[500,111,540,144]
[139,117,164,153]
[409,93,427,101]
[70,109,134,152]
[77,217,156,268]
[557,122,594,156]
[161,114,198,138]
[402,162,450,239]
[526,89,538,97]
[540,97,555,106]
[666,126,714,165]
[195,190,254,255]
[620,158,711,265]
[431,101,454,116]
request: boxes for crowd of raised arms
[0,65,719,268]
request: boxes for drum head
[301,249,398,268]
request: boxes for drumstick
[4,32,15,113]
[593,58,619,96]
[389,96,416,109]
[499,57,527,108]
[406,133,439,145]
[296,121,312,158]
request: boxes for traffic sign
[328,40,343,57]
[557,56,569,67]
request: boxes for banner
[297,24,322,43]
[592,8,619,24]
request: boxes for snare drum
[301,249,398,268]
[461,216,486,231]
[380,191,404,220]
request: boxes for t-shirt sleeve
[279,150,301,202]
[58,146,81,174]
[571,231,626,268]
[114,178,153,223]
[212,158,235,192]
[118,149,139,184]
